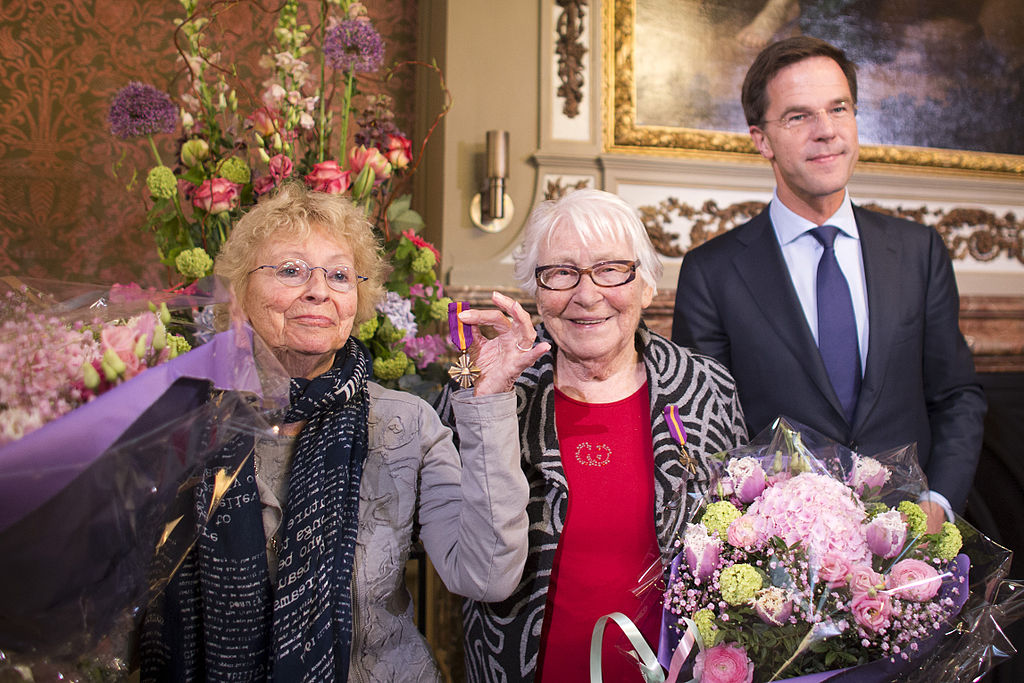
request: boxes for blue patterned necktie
[810,225,861,422]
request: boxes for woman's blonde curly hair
[214,181,388,327]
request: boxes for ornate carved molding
[860,204,1024,263]
[637,198,1024,264]
[555,0,588,119]
[544,176,591,201]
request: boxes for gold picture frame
[603,0,1024,175]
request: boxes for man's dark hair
[741,36,858,127]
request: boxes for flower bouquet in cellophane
[0,277,288,680]
[653,417,1022,683]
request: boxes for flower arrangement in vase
[109,0,452,389]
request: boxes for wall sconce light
[470,129,514,233]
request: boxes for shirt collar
[769,190,859,246]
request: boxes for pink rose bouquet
[0,278,284,679]
[655,418,1015,683]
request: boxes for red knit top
[536,383,663,682]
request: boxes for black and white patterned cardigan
[435,323,747,683]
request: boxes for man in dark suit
[671,36,986,532]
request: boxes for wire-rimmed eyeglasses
[761,102,857,130]
[534,260,639,291]
[248,259,367,292]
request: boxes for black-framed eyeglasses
[248,259,367,292]
[761,102,857,130]
[534,260,639,291]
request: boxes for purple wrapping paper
[0,326,263,532]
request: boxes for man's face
[750,56,860,223]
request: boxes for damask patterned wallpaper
[0,0,417,285]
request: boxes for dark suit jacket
[672,204,986,511]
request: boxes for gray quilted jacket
[348,383,528,682]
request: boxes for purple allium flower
[108,82,178,139]
[323,20,385,73]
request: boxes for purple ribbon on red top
[448,301,474,351]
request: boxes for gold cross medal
[448,301,480,389]
[664,405,696,474]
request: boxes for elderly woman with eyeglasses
[141,182,544,682]
[437,189,748,682]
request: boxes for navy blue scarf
[142,338,370,682]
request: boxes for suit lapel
[734,210,843,417]
[852,206,900,432]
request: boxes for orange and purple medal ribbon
[448,301,480,389]
[664,405,696,473]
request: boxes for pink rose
[817,552,852,588]
[865,509,907,559]
[850,592,892,633]
[268,153,293,180]
[191,178,240,214]
[384,133,412,170]
[726,456,767,503]
[694,643,754,683]
[253,175,278,196]
[727,514,767,550]
[684,524,722,581]
[348,144,392,181]
[304,160,352,194]
[848,564,883,595]
[101,325,137,362]
[886,559,942,601]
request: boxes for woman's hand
[456,291,551,395]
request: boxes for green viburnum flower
[356,316,379,342]
[864,502,890,520]
[167,334,191,358]
[373,351,410,381]
[175,247,214,280]
[702,500,742,538]
[216,156,251,185]
[693,609,719,648]
[430,296,453,321]
[720,563,763,606]
[146,165,178,199]
[180,138,210,167]
[377,319,407,345]
[411,248,436,274]
[934,522,963,560]
[898,500,928,538]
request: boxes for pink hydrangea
[745,472,870,566]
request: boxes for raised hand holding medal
[447,291,551,395]
[448,301,480,389]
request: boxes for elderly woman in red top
[437,188,747,682]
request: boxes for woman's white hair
[512,188,662,296]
